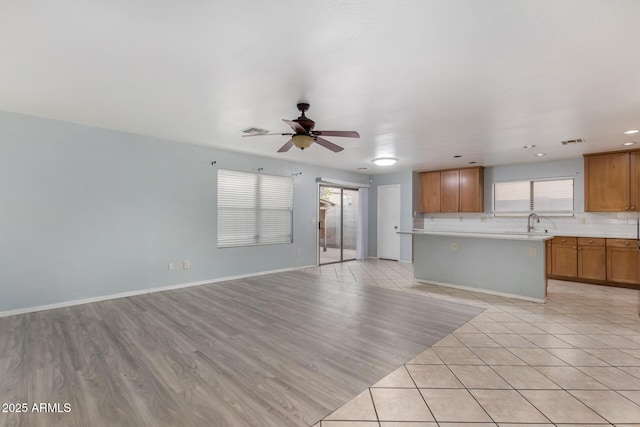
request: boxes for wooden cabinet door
[606,239,640,284]
[585,152,630,212]
[552,243,577,277]
[630,151,640,211]
[459,167,484,212]
[419,171,441,213]
[578,246,606,280]
[440,170,460,213]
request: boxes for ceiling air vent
[561,138,585,145]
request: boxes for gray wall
[0,111,369,312]
[368,171,414,262]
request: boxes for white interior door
[377,184,401,260]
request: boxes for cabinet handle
[625,206,630,210]
[578,247,582,250]
[626,241,630,246]
[588,240,593,243]
[561,239,566,243]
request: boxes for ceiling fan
[242,103,360,152]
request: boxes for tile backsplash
[414,212,640,238]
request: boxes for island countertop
[402,229,639,240]
[404,229,554,241]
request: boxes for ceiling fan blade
[277,139,295,152]
[312,130,360,138]
[282,119,307,133]
[315,137,344,152]
[242,132,293,137]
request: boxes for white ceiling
[1,0,639,174]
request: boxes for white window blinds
[493,178,574,216]
[218,169,293,247]
[533,179,574,213]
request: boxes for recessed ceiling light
[523,145,536,149]
[468,161,477,164]
[357,167,369,170]
[373,158,397,166]
[453,155,462,158]
[624,130,639,135]
[623,142,637,146]
[535,153,546,157]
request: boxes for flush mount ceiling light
[373,157,397,166]
[535,153,546,157]
[624,130,639,135]
[623,142,637,146]
[523,145,536,149]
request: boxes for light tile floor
[305,259,640,426]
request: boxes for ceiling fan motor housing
[295,103,315,131]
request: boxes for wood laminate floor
[0,270,482,427]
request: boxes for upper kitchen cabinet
[441,170,460,212]
[585,150,640,212]
[418,171,441,213]
[418,167,484,213]
[459,167,484,212]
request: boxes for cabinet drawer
[606,238,639,248]
[577,237,605,247]
[552,236,577,245]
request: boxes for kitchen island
[411,230,553,302]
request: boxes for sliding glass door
[319,185,359,264]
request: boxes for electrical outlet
[581,218,587,224]
[183,260,191,270]
[528,247,537,256]
[168,262,175,271]
[451,243,458,252]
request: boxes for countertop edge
[402,230,554,241]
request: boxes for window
[217,169,293,247]
[493,178,574,216]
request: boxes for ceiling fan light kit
[243,103,360,153]
[292,134,314,150]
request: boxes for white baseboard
[0,265,316,318]
[413,278,546,304]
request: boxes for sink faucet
[527,213,540,232]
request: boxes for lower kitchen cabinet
[577,238,606,281]
[551,237,577,277]
[548,236,639,288]
[606,239,640,285]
